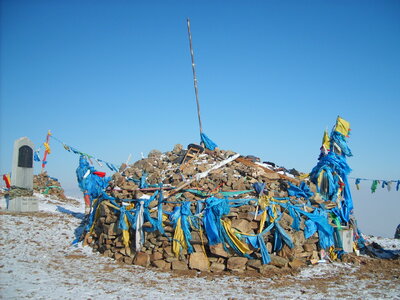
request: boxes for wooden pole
[187,18,203,138]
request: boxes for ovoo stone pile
[84,144,341,273]
[33,172,67,200]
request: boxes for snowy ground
[1,194,399,299]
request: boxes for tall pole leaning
[187,18,203,138]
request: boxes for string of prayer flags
[352,177,399,193]
[38,133,121,173]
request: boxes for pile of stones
[85,144,337,273]
[33,172,67,200]
[4,187,33,199]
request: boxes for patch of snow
[1,194,399,299]
[365,235,400,250]
[256,162,273,170]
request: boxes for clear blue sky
[1,0,399,237]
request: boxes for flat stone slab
[7,197,38,212]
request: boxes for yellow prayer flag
[334,116,351,136]
[322,130,330,150]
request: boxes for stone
[261,171,281,180]
[152,260,167,269]
[163,248,174,259]
[189,252,209,272]
[193,244,204,253]
[246,259,262,271]
[277,244,295,260]
[148,149,162,158]
[208,257,218,263]
[267,242,273,253]
[227,257,248,272]
[278,212,294,230]
[297,251,313,258]
[293,231,306,247]
[238,212,255,222]
[269,254,289,268]
[249,221,259,230]
[171,260,188,271]
[165,256,178,263]
[151,251,163,261]
[231,219,252,233]
[210,262,226,273]
[172,144,183,154]
[124,256,134,264]
[303,243,316,252]
[289,258,305,269]
[209,243,229,258]
[114,253,123,261]
[107,223,120,236]
[259,264,279,275]
[305,237,319,244]
[134,252,150,267]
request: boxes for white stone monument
[8,137,38,212]
[11,137,34,189]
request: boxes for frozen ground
[0,194,399,299]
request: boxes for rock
[238,212,256,222]
[148,149,162,158]
[209,243,229,258]
[278,212,294,230]
[267,242,273,253]
[171,260,188,271]
[124,256,134,264]
[269,254,288,268]
[134,252,150,267]
[305,237,319,244]
[227,257,248,272]
[303,243,316,252]
[289,258,306,269]
[165,256,178,263]
[231,219,252,233]
[293,231,306,247]
[210,262,226,273]
[107,223,120,236]
[119,163,127,172]
[173,144,183,154]
[277,244,295,260]
[249,221,259,230]
[193,244,204,253]
[163,248,174,259]
[114,253,124,262]
[261,171,281,180]
[189,252,209,272]
[296,251,313,258]
[259,264,279,275]
[246,259,262,271]
[152,260,167,269]
[151,251,163,261]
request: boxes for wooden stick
[187,18,203,137]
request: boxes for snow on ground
[366,235,400,249]
[1,194,399,299]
